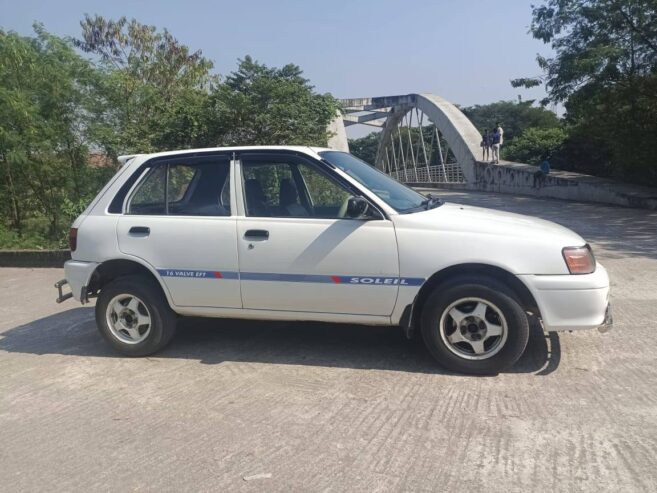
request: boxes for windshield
[318,151,429,213]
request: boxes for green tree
[208,56,340,146]
[348,132,380,165]
[0,18,344,249]
[74,15,217,158]
[513,0,657,184]
[0,26,103,241]
[461,100,560,143]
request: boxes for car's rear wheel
[421,276,529,375]
[95,275,177,356]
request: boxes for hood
[395,202,585,246]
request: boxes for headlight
[562,245,596,274]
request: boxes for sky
[1,0,553,137]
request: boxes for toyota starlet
[55,146,612,374]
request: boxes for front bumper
[55,260,99,303]
[519,264,612,332]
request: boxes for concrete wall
[407,162,657,210]
[470,161,657,210]
[0,250,70,268]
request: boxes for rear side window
[130,166,166,215]
[126,158,231,216]
[168,164,197,203]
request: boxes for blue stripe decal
[240,273,424,286]
[157,269,423,286]
[240,272,337,283]
[157,269,239,279]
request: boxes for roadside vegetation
[0,16,339,249]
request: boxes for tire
[420,276,529,375]
[95,275,177,356]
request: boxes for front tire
[95,275,177,356]
[421,276,529,375]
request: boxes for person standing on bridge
[491,122,504,164]
[480,129,492,161]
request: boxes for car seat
[244,179,270,216]
[279,178,309,216]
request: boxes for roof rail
[117,154,140,165]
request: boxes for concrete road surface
[1,190,657,492]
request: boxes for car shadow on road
[0,307,560,376]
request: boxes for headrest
[279,178,299,206]
[245,179,266,201]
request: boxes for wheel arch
[87,258,174,308]
[410,263,540,331]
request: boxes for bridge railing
[390,164,465,184]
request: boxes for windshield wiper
[420,193,443,210]
[400,194,443,214]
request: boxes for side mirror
[346,196,371,218]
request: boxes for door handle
[129,226,150,236]
[244,229,269,240]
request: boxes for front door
[236,153,400,316]
[117,154,241,308]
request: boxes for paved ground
[1,190,657,492]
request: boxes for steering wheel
[337,196,351,218]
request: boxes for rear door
[117,154,241,308]
[235,153,401,316]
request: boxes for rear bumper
[58,260,99,303]
[598,302,613,333]
[519,264,612,332]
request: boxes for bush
[0,224,55,250]
[503,127,567,166]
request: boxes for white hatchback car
[56,146,611,374]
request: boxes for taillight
[69,228,78,252]
[562,245,595,274]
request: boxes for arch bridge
[331,94,482,185]
[327,93,656,210]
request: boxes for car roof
[126,145,337,162]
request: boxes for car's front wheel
[95,275,177,356]
[421,277,529,375]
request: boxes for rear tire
[421,276,529,375]
[95,275,177,356]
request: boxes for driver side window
[298,163,351,218]
[241,157,351,219]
